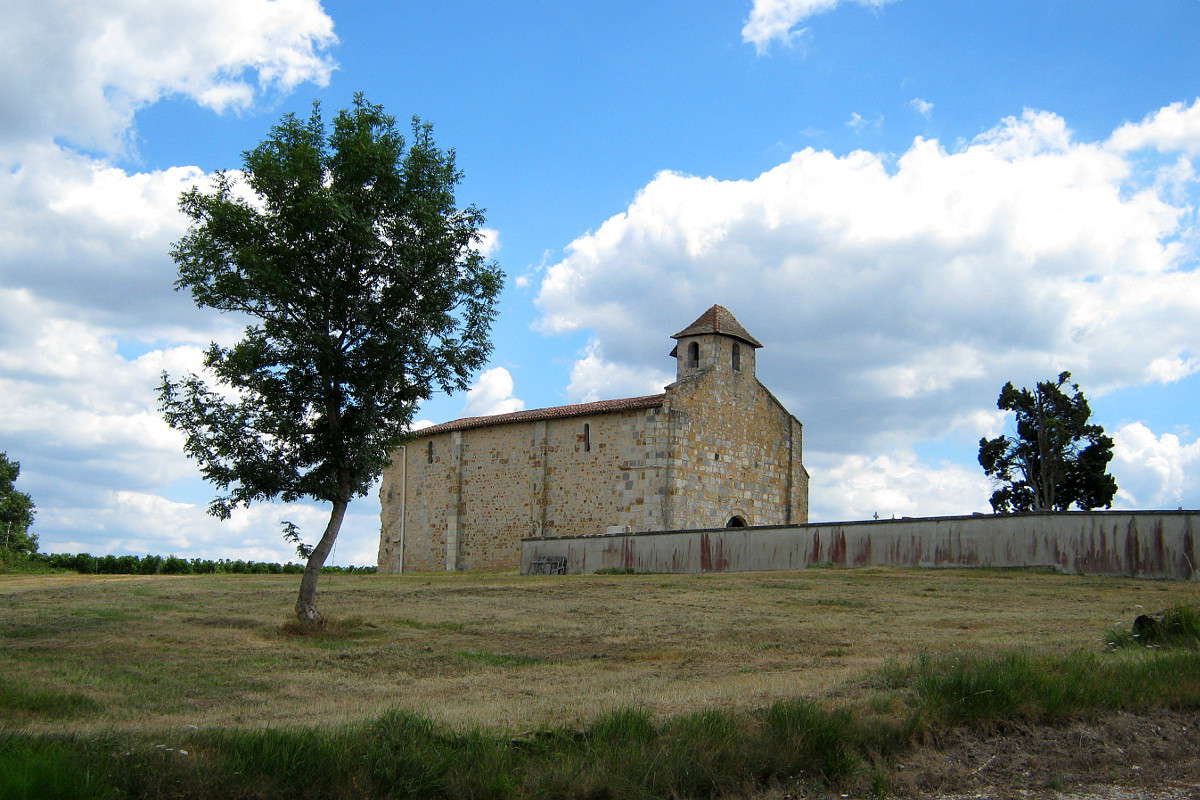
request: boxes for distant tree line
[22,552,375,575]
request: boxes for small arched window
[583,423,591,452]
[726,516,747,528]
[687,341,699,368]
[426,441,434,464]
[732,343,741,372]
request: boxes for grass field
[3,566,1198,736]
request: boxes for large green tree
[0,451,37,555]
[978,371,1117,513]
[159,96,502,622]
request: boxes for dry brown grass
[2,567,1197,734]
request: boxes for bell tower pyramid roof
[670,304,762,348]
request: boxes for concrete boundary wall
[521,511,1199,579]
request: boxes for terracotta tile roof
[671,304,762,347]
[414,393,666,436]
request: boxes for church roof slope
[414,393,666,436]
[670,304,762,347]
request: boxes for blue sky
[2,0,1198,565]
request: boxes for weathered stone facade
[377,305,809,572]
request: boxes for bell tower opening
[669,304,763,382]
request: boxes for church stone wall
[378,305,808,573]
[665,339,807,530]
[377,405,670,573]
[454,422,543,570]
[378,432,455,572]
[541,407,668,538]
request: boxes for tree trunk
[294,497,350,624]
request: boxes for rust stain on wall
[853,535,873,566]
[1125,519,1140,576]
[1182,522,1196,579]
[1153,521,1167,576]
[523,512,1200,579]
[830,530,847,565]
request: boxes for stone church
[376,305,809,572]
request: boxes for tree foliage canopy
[0,451,37,554]
[158,96,501,620]
[978,371,1117,513]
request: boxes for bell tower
[669,304,762,382]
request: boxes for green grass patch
[0,608,136,640]
[897,647,1200,726]
[0,684,103,719]
[454,650,543,668]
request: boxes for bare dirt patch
[898,710,1200,799]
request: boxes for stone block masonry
[377,304,809,573]
[520,511,1200,580]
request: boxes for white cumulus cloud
[1111,423,1200,509]
[0,1,358,562]
[462,367,525,417]
[567,341,675,403]
[809,450,992,521]
[0,145,229,335]
[742,0,899,53]
[40,490,381,565]
[0,0,337,154]
[910,97,934,118]
[1108,98,1200,156]
[536,102,1200,515]
[845,111,884,132]
[475,228,501,258]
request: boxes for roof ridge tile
[415,393,666,436]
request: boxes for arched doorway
[726,515,747,528]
